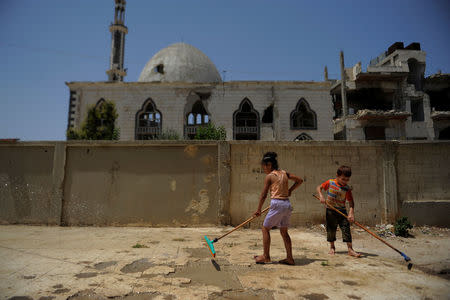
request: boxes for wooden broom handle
[216,206,270,241]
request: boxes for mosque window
[233,98,260,140]
[95,99,106,109]
[185,100,210,139]
[95,99,107,127]
[294,133,313,141]
[290,98,317,130]
[155,64,164,74]
[135,99,162,140]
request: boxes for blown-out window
[185,100,210,139]
[135,99,162,140]
[233,98,260,140]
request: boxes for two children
[254,152,360,264]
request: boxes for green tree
[67,101,120,140]
[194,123,226,140]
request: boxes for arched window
[185,100,210,139]
[135,99,162,140]
[233,98,260,140]
[95,98,106,109]
[94,98,110,128]
[294,133,313,141]
[290,98,317,130]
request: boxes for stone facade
[66,81,334,141]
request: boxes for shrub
[394,216,413,237]
[154,129,181,140]
[194,123,226,140]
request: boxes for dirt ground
[0,224,449,300]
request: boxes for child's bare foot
[254,255,271,264]
[329,247,336,255]
[278,258,295,265]
[348,249,361,258]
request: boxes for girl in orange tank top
[253,152,303,265]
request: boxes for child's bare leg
[254,226,271,263]
[279,227,295,265]
[346,242,361,257]
[329,241,336,255]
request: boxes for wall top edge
[1,141,449,147]
[65,81,332,88]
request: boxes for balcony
[185,126,199,135]
[235,126,258,134]
[136,126,161,135]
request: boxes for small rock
[172,277,191,285]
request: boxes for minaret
[106,0,127,82]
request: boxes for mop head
[204,235,216,258]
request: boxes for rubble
[431,111,450,120]
[375,224,396,238]
[353,109,411,120]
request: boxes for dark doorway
[364,126,386,140]
[438,127,450,140]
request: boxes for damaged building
[331,42,450,140]
[66,0,333,141]
[66,1,449,142]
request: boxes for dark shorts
[326,208,352,243]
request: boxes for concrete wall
[229,142,387,226]
[0,141,449,227]
[62,142,220,226]
[397,142,450,225]
[0,144,62,224]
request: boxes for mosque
[66,0,450,141]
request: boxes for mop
[204,206,270,257]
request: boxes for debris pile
[375,224,395,238]
[354,109,411,120]
[431,111,450,120]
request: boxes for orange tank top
[269,170,289,199]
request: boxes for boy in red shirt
[316,166,361,257]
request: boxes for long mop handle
[214,206,270,242]
[312,194,411,261]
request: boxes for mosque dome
[138,43,222,83]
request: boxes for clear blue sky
[1,0,449,140]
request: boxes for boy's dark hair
[337,165,351,177]
[262,152,279,170]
